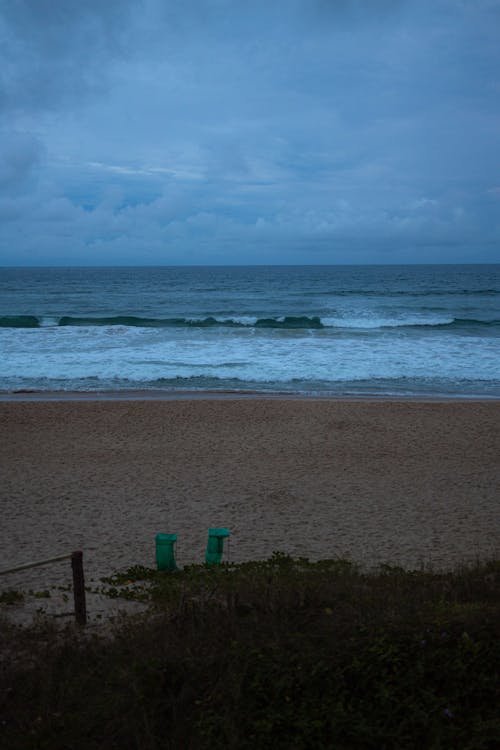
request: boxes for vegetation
[1,554,499,749]
[0,590,24,606]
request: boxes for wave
[5,374,500,399]
[254,316,323,329]
[58,314,325,329]
[322,316,500,331]
[58,315,238,328]
[0,315,40,328]
[0,314,325,330]
[1,314,499,331]
[302,288,500,298]
[401,318,500,330]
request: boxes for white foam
[1,324,499,392]
[39,317,60,327]
[322,315,455,329]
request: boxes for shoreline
[1,388,500,402]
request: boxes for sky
[0,0,499,266]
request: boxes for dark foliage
[1,555,499,749]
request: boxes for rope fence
[0,550,87,626]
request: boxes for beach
[1,397,499,608]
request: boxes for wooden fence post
[71,550,87,626]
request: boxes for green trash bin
[155,533,178,571]
[205,527,230,566]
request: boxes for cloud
[0,132,44,193]
[0,0,136,114]
[0,169,495,267]
[0,1,499,264]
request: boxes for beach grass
[1,554,499,749]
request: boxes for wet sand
[1,398,499,620]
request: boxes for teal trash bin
[205,527,230,566]
[155,533,178,571]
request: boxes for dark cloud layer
[0,132,43,191]
[0,0,499,265]
[1,0,135,113]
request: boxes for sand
[1,398,499,621]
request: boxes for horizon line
[2,261,500,270]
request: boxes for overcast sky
[1,0,499,266]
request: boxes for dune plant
[1,556,498,749]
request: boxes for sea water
[0,265,499,397]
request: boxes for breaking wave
[1,314,499,331]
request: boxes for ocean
[1,265,499,397]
